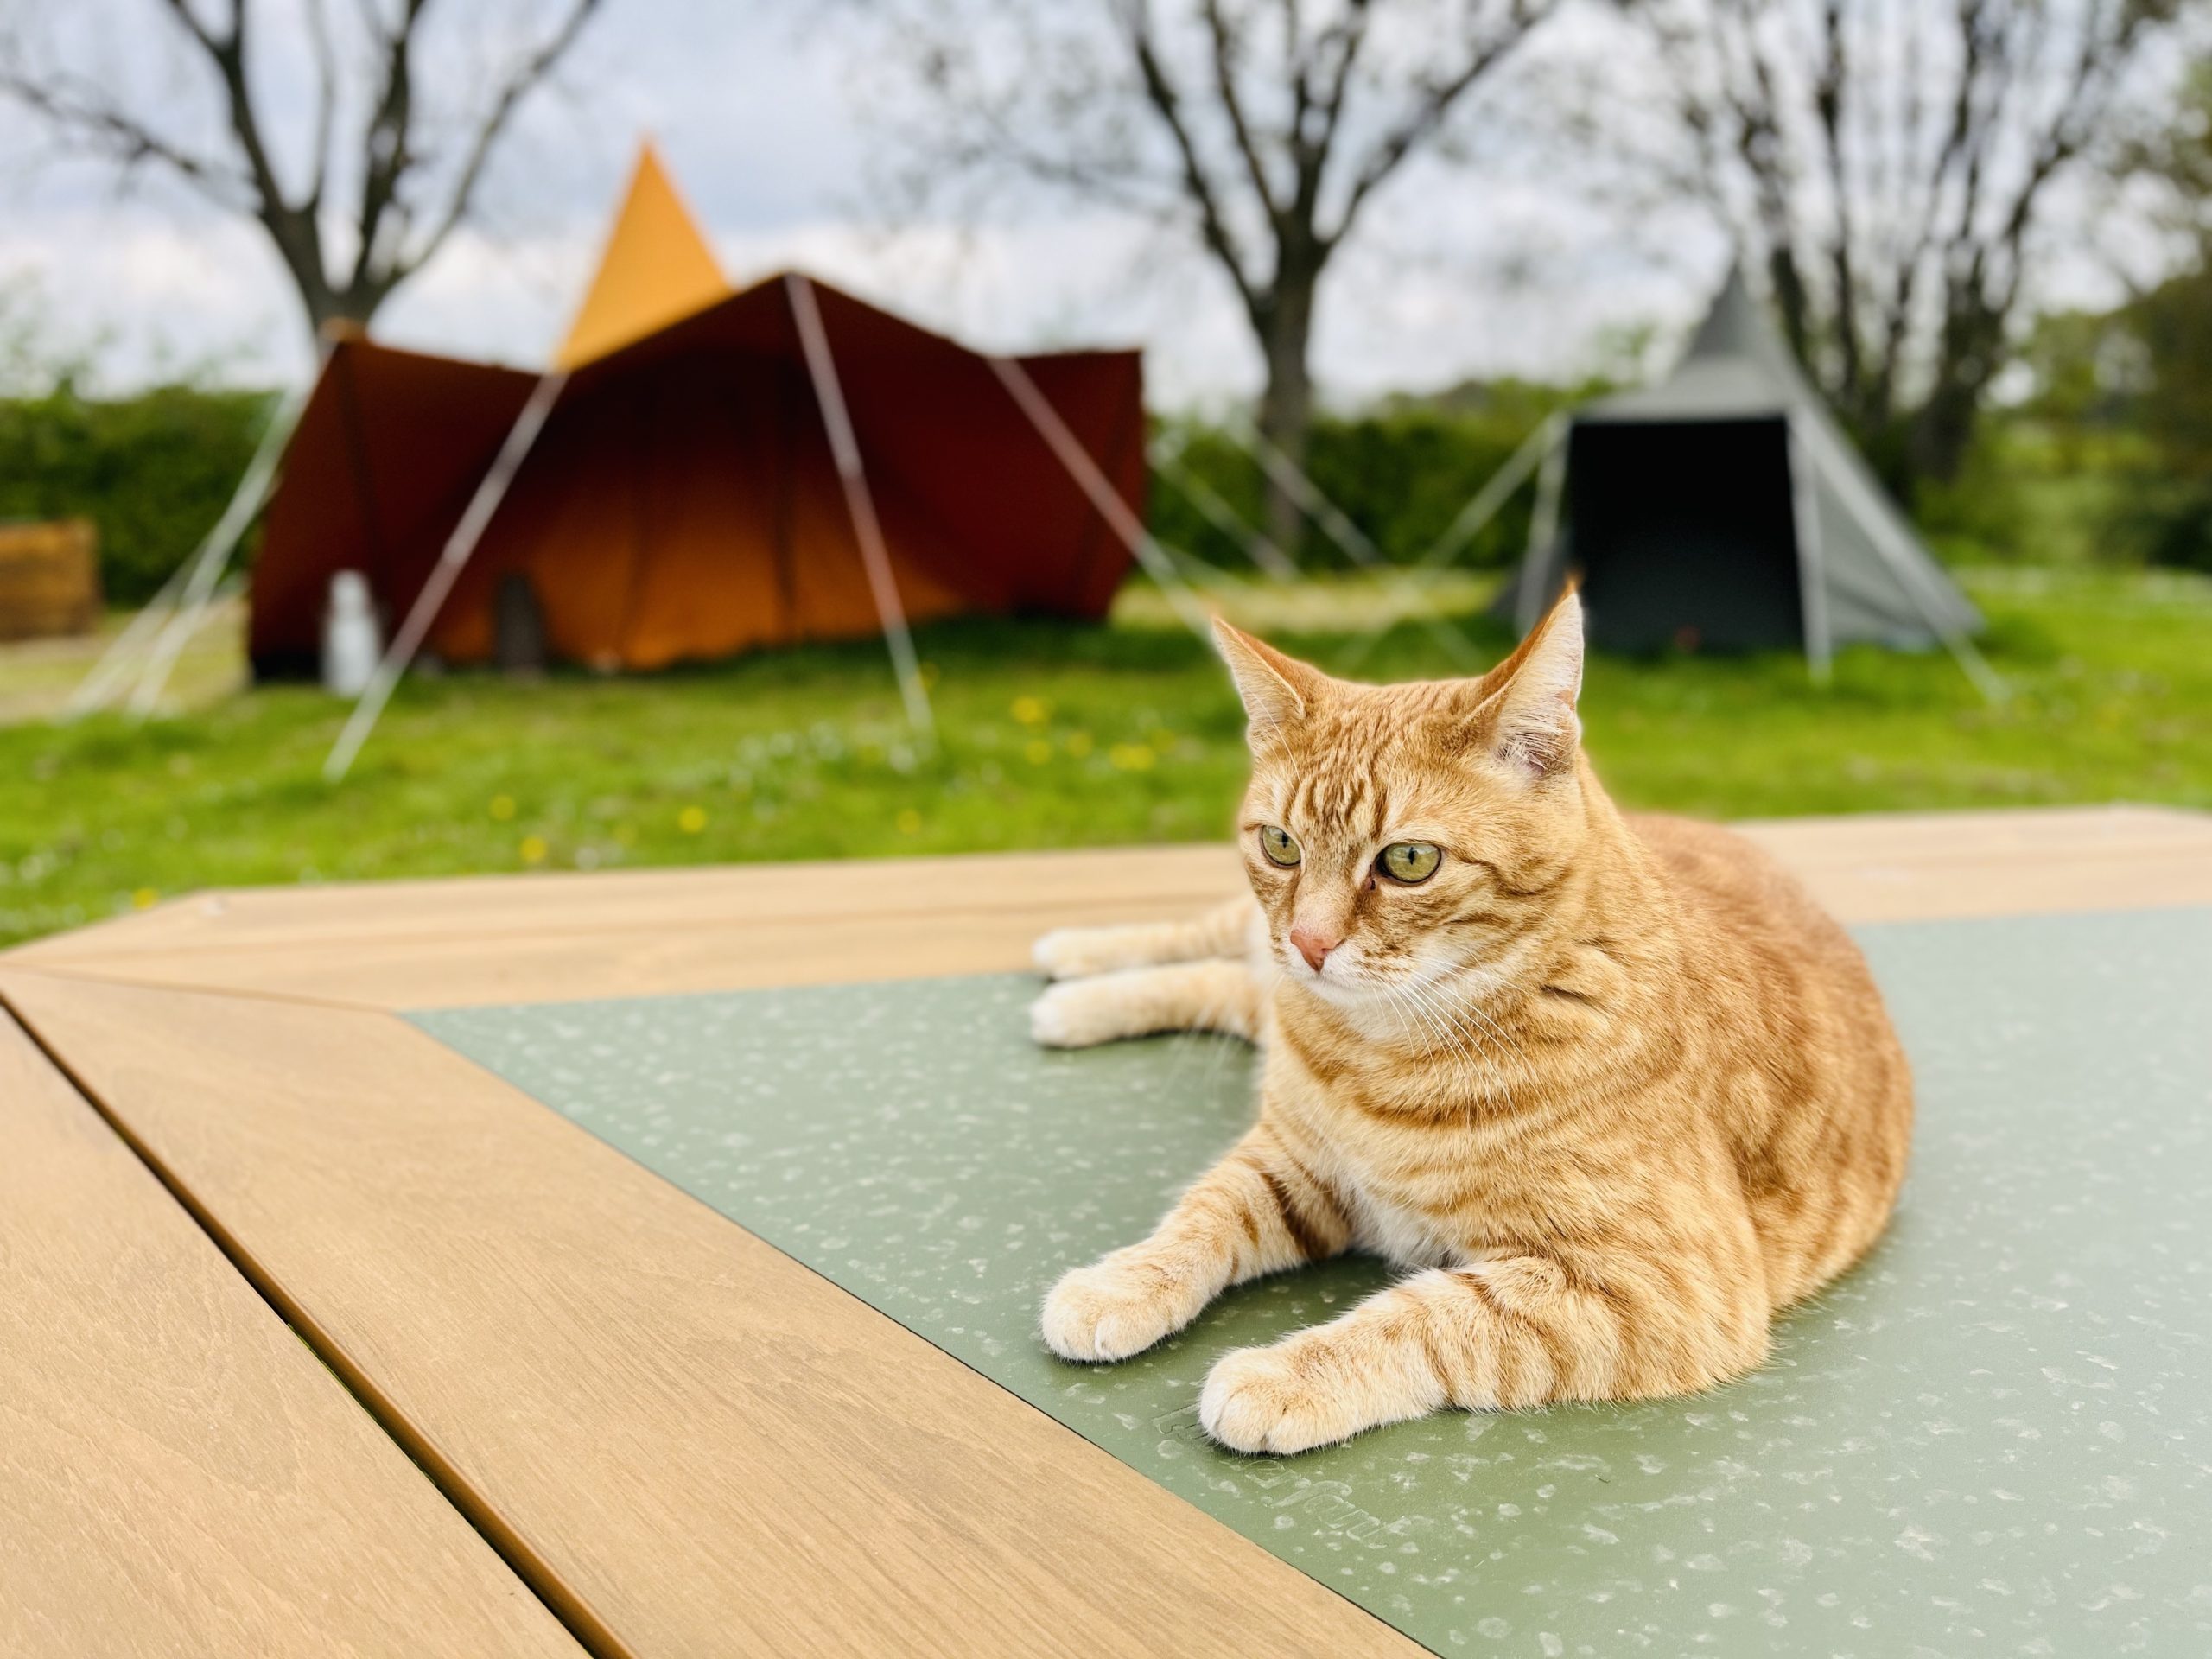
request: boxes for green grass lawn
[3,568,2208,949]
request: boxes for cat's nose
[1289,924,1341,973]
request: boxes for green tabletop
[415,906,2212,1656]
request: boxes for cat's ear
[1469,585,1584,779]
[1213,617,1322,747]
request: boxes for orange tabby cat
[1032,590,1912,1454]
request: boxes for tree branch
[1199,0,1281,222]
[388,0,606,283]
[1121,0,1264,316]
[1326,0,1547,246]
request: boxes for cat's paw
[1041,1259,1190,1362]
[1032,926,1122,981]
[1029,979,1126,1048]
[1199,1344,1365,1455]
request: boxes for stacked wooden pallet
[0,518,102,641]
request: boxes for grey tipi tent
[1500,269,1982,675]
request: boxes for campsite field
[3,567,2208,949]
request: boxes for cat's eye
[1259,825,1302,868]
[1376,842,1442,884]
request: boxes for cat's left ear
[1469,585,1584,779]
[1213,617,1324,749]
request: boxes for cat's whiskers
[1403,968,1545,1106]
[1397,974,1511,1107]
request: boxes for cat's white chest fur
[1347,1185,1461,1267]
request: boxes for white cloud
[5,0,2177,410]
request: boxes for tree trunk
[1253,262,1319,563]
[256,207,394,346]
[1905,301,2006,492]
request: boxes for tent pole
[1795,408,2006,704]
[67,382,306,719]
[986,353,1217,643]
[1516,419,1569,632]
[1786,416,1834,687]
[785,274,934,738]
[322,369,569,784]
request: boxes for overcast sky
[0,0,2166,407]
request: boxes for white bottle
[322,569,382,696]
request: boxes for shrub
[0,381,277,607]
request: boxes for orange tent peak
[555,143,728,370]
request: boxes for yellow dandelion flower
[1108,742,1156,772]
[1024,738,1052,766]
[1064,730,1095,758]
[519,835,549,865]
[130,887,160,910]
[678,805,708,834]
[489,794,516,821]
[1011,695,1049,726]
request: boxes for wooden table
[5,804,2209,1658]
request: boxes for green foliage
[2,569,2207,949]
[2116,267,2212,573]
[0,381,277,606]
[1151,380,1587,573]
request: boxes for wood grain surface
[4,804,2206,1657]
[0,969,1422,1659]
[9,807,2209,1010]
[0,1010,583,1659]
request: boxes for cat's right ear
[1212,618,1320,747]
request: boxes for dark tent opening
[1569,417,1803,653]
[1496,268,1986,682]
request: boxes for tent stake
[786,274,935,739]
[323,369,569,784]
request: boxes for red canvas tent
[250,150,1146,680]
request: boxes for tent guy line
[64,383,308,721]
[986,354,1215,644]
[1147,433,1300,580]
[323,370,570,785]
[787,272,935,737]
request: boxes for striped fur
[1037,592,1913,1454]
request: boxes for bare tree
[866,0,1558,550]
[1632,0,2190,494]
[0,0,607,343]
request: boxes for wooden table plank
[0,969,1423,1659]
[11,806,2207,1011]
[10,805,2197,973]
[6,842,1244,963]
[0,1010,584,1659]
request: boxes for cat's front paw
[1029,979,1123,1048]
[1199,1344,1366,1455]
[1032,926,1122,981]
[1041,1259,1192,1362]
